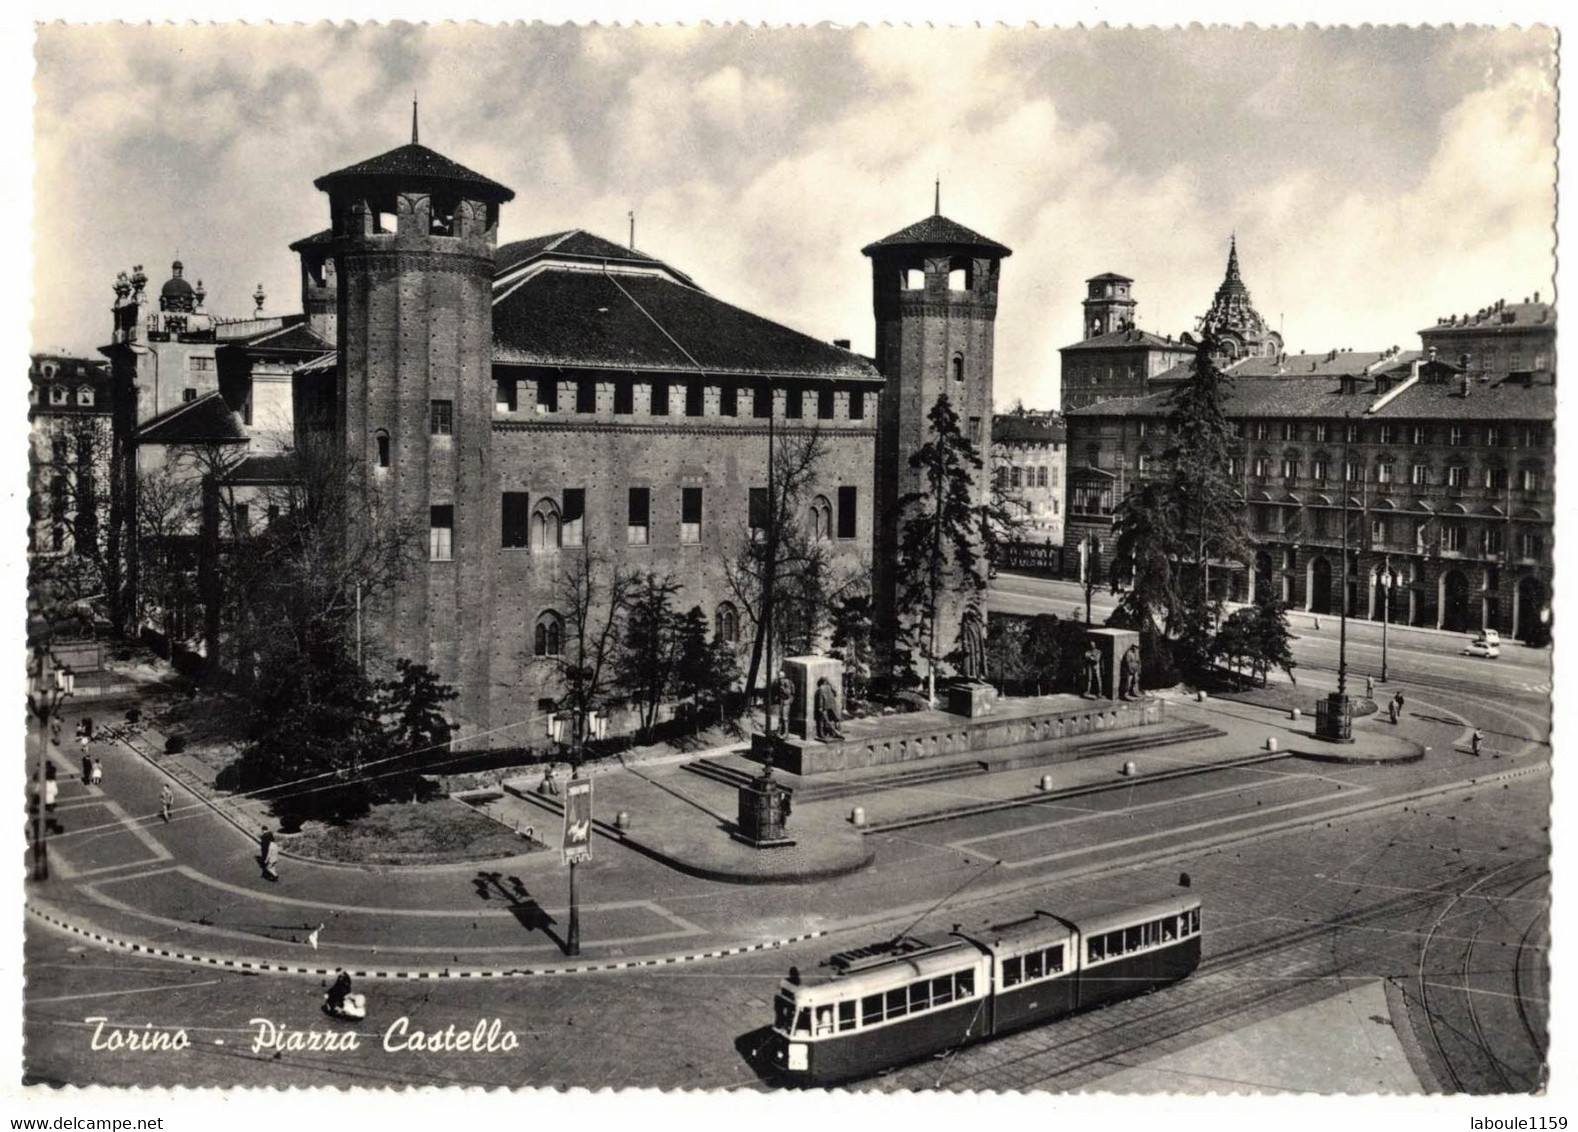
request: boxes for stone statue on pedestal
[813,676,844,741]
[1081,642,1104,698]
[958,606,987,682]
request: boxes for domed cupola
[159,259,197,313]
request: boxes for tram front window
[774,995,796,1032]
[815,1007,835,1036]
[794,1008,812,1036]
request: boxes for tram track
[1413,861,1548,1094]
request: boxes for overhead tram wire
[886,858,1002,946]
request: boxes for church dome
[159,260,196,312]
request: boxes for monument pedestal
[1085,627,1141,700]
[733,767,796,849]
[783,655,845,741]
[947,680,998,718]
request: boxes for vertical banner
[562,777,593,865]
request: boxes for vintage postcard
[10,15,1561,1114]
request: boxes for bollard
[615,810,631,831]
[850,806,866,827]
[1122,760,1137,777]
[1196,690,1208,702]
[1178,871,1192,888]
[1289,707,1301,721]
[1039,774,1054,792]
[1266,736,1278,752]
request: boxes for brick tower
[313,114,515,738]
[1082,272,1137,338]
[863,205,1011,679]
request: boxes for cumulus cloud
[32,25,1555,412]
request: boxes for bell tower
[314,115,515,736]
[1082,272,1136,338]
[863,205,1011,673]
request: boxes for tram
[767,894,1201,1085]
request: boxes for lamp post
[1379,561,1392,684]
[26,602,76,881]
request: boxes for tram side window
[909,982,930,1013]
[1143,921,1157,947]
[862,994,884,1026]
[1088,936,1105,963]
[1025,950,1045,981]
[931,976,955,1007]
[885,988,906,1021]
[1190,908,1201,934]
[1046,944,1064,974]
[838,1001,857,1032]
[1162,917,1177,942]
[956,969,975,998]
[1125,926,1142,952]
[1002,956,1022,987]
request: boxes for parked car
[1475,629,1503,647]
[1462,639,1501,659]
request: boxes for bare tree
[132,462,202,644]
[541,540,639,763]
[28,416,118,640]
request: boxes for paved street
[22,619,1551,1091]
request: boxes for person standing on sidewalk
[1471,728,1485,757]
[160,784,175,822]
[89,755,103,786]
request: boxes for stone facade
[991,410,1065,547]
[1060,273,1193,411]
[1064,337,1556,642]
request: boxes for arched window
[952,354,965,382]
[50,385,67,405]
[715,602,739,644]
[375,430,390,469]
[534,610,564,658]
[531,498,561,551]
[810,495,833,541]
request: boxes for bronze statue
[1081,642,1103,698]
[959,606,987,681]
[1119,643,1142,700]
[774,672,796,735]
[814,676,844,741]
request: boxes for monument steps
[682,719,1227,803]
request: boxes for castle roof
[492,266,880,382]
[134,392,248,444]
[497,230,671,274]
[861,214,1011,258]
[288,228,335,252]
[993,414,1066,444]
[314,143,515,204]
[1061,327,1188,354]
[1086,272,1134,284]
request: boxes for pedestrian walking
[160,784,175,822]
[260,829,280,882]
[1393,690,1405,722]
[1365,674,1375,699]
[1471,728,1485,757]
[1387,700,1398,726]
[81,753,92,785]
[89,755,103,787]
[44,763,59,828]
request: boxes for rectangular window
[1046,945,1064,974]
[1002,956,1022,988]
[930,976,954,1007]
[1486,425,1502,447]
[576,378,597,413]
[1521,468,1541,493]
[1486,467,1508,491]
[838,1000,857,1033]
[1371,517,1387,545]
[1282,459,1298,480]
[1254,422,1268,440]
[862,995,883,1027]
[1315,423,1329,443]
[1010,467,1022,488]
[1443,523,1463,552]
[496,377,517,413]
[183,388,197,402]
[849,389,865,420]
[627,488,650,545]
[1137,454,1150,474]
[1024,950,1045,981]
[1449,425,1464,446]
[1377,462,1393,484]
[685,382,705,417]
[955,969,975,998]
[818,387,835,420]
[1447,465,1467,488]
[1227,457,1240,478]
[1412,464,1429,486]
[719,384,738,417]
[885,989,906,1021]
[1253,457,1269,478]
[837,486,857,539]
[233,504,250,536]
[562,489,585,548]
[681,486,702,544]
[614,379,634,415]
[1483,527,1504,556]
[536,377,557,413]
[188,356,215,372]
[1281,422,1296,441]
[907,982,929,1013]
[651,380,669,416]
[749,487,769,541]
[502,491,529,548]
[1521,531,1543,559]
[1412,425,1426,446]
[785,386,803,419]
[430,399,454,435]
[1345,461,1360,483]
[1311,459,1327,483]
[1037,466,1048,488]
[753,386,772,419]
[1379,424,1394,445]
[969,416,981,442]
[430,505,454,561]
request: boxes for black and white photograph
[8,15,1563,1111]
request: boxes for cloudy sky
[32,24,1556,409]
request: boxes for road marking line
[30,979,225,1004]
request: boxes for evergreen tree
[897,394,987,704]
[615,572,685,741]
[377,658,458,761]
[1250,596,1298,686]
[829,591,874,707]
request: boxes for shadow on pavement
[473,871,567,954]
[733,1025,787,1087]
